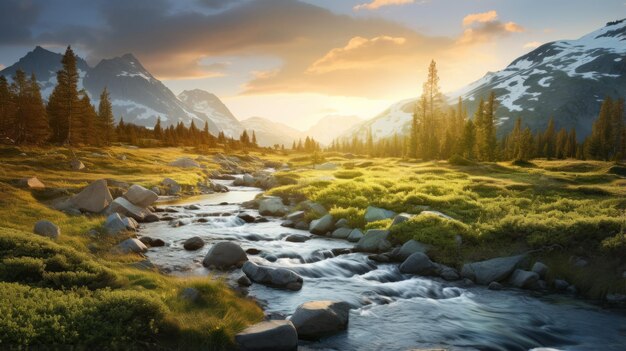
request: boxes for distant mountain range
[345,19,626,141]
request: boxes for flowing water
[143,180,626,351]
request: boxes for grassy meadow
[0,144,625,349]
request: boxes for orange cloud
[462,10,498,26]
[354,0,416,11]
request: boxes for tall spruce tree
[0,76,15,139]
[22,74,51,144]
[98,87,116,144]
[47,46,80,144]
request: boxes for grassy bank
[0,145,266,350]
[268,153,626,299]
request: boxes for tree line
[328,60,625,162]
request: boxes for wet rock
[554,279,570,291]
[396,239,429,261]
[246,248,261,255]
[202,242,248,269]
[281,220,295,228]
[151,186,161,195]
[347,228,364,243]
[331,248,352,256]
[335,218,349,228]
[123,184,158,207]
[566,285,578,295]
[294,221,309,230]
[237,275,252,287]
[108,197,153,222]
[183,236,205,251]
[509,269,540,289]
[237,213,256,223]
[369,253,391,263]
[364,206,396,223]
[161,178,181,195]
[488,281,503,290]
[290,300,350,340]
[606,293,626,305]
[17,177,45,189]
[139,237,164,247]
[299,201,327,217]
[234,173,256,187]
[286,210,305,222]
[309,214,334,235]
[242,261,303,290]
[531,262,549,278]
[399,252,438,276]
[330,227,352,239]
[285,234,310,243]
[255,217,269,223]
[235,320,298,351]
[168,157,200,168]
[115,238,147,254]
[143,213,159,223]
[355,229,391,252]
[179,287,201,302]
[460,254,527,285]
[390,213,413,227]
[438,265,460,281]
[34,220,60,239]
[258,196,288,216]
[65,179,113,213]
[211,182,229,193]
[264,255,278,262]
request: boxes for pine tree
[47,46,80,144]
[0,75,15,139]
[98,87,116,144]
[240,130,250,145]
[23,74,51,144]
[9,70,29,142]
[251,131,258,147]
[462,118,476,159]
[76,90,98,145]
[543,118,556,159]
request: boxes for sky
[0,0,625,130]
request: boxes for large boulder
[347,229,364,242]
[531,262,549,279]
[202,242,247,269]
[234,174,256,187]
[509,269,540,289]
[290,301,350,340]
[108,197,153,222]
[67,179,113,213]
[258,196,288,216]
[309,214,334,235]
[161,178,181,195]
[183,236,205,251]
[397,240,430,261]
[235,320,298,351]
[33,220,60,239]
[461,254,527,285]
[168,157,200,168]
[115,238,148,254]
[355,229,391,252]
[331,227,352,239]
[399,252,439,276]
[242,261,303,291]
[299,201,328,217]
[104,213,137,234]
[123,185,158,207]
[364,206,396,223]
[286,210,305,222]
[18,177,45,189]
[390,213,413,227]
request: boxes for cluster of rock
[235,300,350,351]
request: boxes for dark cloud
[0,0,41,44]
[196,0,242,9]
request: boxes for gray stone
[18,177,45,189]
[309,214,334,235]
[237,213,256,223]
[258,196,288,216]
[566,285,578,295]
[438,265,460,281]
[346,228,364,242]
[235,320,298,351]
[488,281,503,290]
[202,241,247,269]
[509,269,540,289]
[397,239,429,261]
[183,236,205,250]
[242,261,303,290]
[104,213,136,234]
[335,218,349,228]
[237,275,252,287]
[299,201,327,217]
[33,220,60,239]
[151,186,161,195]
[355,229,391,252]
[67,179,113,213]
[331,227,352,239]
[286,210,305,222]
[108,197,153,222]
[390,213,413,227]
[399,252,438,276]
[123,185,158,207]
[161,178,181,195]
[168,157,200,168]
[70,158,85,170]
[554,279,569,291]
[285,234,310,243]
[295,221,309,230]
[531,262,549,278]
[364,206,397,223]
[290,300,350,340]
[115,238,147,254]
[461,254,527,285]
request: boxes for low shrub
[329,206,366,228]
[334,170,363,179]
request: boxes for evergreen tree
[251,131,258,147]
[543,118,556,159]
[98,87,116,144]
[0,76,15,139]
[47,46,80,144]
[23,73,51,144]
[461,118,476,159]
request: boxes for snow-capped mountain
[177,89,244,138]
[0,47,221,131]
[305,115,363,144]
[241,117,304,147]
[345,19,626,141]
